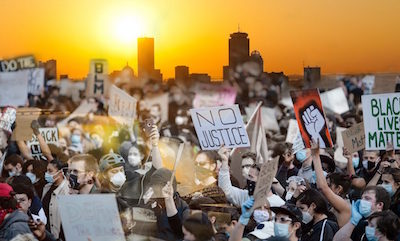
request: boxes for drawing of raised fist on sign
[302,105,326,148]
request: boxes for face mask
[296,149,308,163]
[274,222,290,238]
[302,211,313,224]
[359,199,372,217]
[110,172,126,187]
[242,167,250,179]
[128,154,142,167]
[352,157,360,169]
[175,116,185,126]
[69,174,80,190]
[381,184,394,197]
[247,179,256,196]
[285,191,294,201]
[45,172,58,184]
[253,209,269,223]
[26,172,37,184]
[363,160,376,170]
[71,134,81,144]
[8,170,16,177]
[365,226,378,241]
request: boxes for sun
[113,15,144,44]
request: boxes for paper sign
[253,157,279,210]
[0,55,36,72]
[334,127,348,166]
[57,194,125,241]
[27,127,58,159]
[86,60,110,97]
[320,87,350,114]
[190,105,250,150]
[245,106,280,132]
[342,122,365,153]
[291,89,333,148]
[193,83,237,108]
[362,93,400,150]
[11,108,41,141]
[285,119,300,143]
[108,85,137,125]
[292,132,305,154]
[0,70,29,106]
[27,68,45,95]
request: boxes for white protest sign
[193,83,237,108]
[190,105,250,150]
[27,68,44,95]
[362,93,400,150]
[334,127,348,167]
[27,128,58,159]
[342,122,365,153]
[0,70,29,106]
[320,87,350,114]
[286,119,299,143]
[86,60,109,97]
[0,55,36,72]
[58,194,125,241]
[108,85,137,125]
[292,132,305,154]
[245,106,280,132]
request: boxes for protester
[67,154,99,194]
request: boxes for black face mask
[367,161,376,170]
[247,179,256,196]
[69,174,80,190]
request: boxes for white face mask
[253,209,270,223]
[285,191,294,201]
[302,210,313,224]
[110,172,126,187]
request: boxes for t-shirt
[351,218,368,241]
[301,218,339,241]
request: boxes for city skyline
[1,0,400,79]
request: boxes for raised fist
[302,105,325,148]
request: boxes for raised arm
[367,160,389,186]
[311,140,350,227]
[149,125,162,169]
[17,140,33,160]
[31,121,53,161]
[229,197,254,241]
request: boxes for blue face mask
[26,172,37,184]
[274,222,290,238]
[352,157,360,169]
[71,134,81,144]
[45,172,57,184]
[381,183,394,197]
[365,226,378,241]
[296,149,308,163]
[359,199,372,217]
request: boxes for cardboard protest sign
[27,128,58,159]
[58,194,125,241]
[108,85,137,125]
[285,119,300,144]
[0,70,29,106]
[342,122,365,153]
[0,55,36,72]
[190,105,250,150]
[27,68,45,95]
[193,83,237,108]
[141,93,169,124]
[11,108,41,141]
[245,106,280,132]
[252,156,279,210]
[320,87,349,115]
[290,89,333,148]
[86,59,110,97]
[362,93,400,150]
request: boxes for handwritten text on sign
[190,105,250,150]
[108,85,137,125]
[362,93,400,150]
[342,122,365,153]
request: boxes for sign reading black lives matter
[190,105,250,150]
[362,93,400,150]
[27,128,59,159]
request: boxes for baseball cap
[250,221,274,239]
[270,204,303,223]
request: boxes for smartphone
[144,118,154,135]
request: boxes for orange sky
[1,0,400,79]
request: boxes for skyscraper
[175,65,189,81]
[229,32,249,69]
[137,37,154,80]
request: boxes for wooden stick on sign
[170,142,185,184]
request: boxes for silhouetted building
[138,37,155,80]
[175,66,189,81]
[190,73,211,83]
[38,59,57,81]
[59,74,68,79]
[304,66,321,82]
[250,50,263,73]
[229,32,249,69]
[151,69,163,82]
[223,65,231,81]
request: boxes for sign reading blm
[362,93,400,150]
[190,105,250,150]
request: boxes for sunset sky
[1,0,400,79]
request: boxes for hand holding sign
[302,105,326,148]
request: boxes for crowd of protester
[1,66,400,241]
